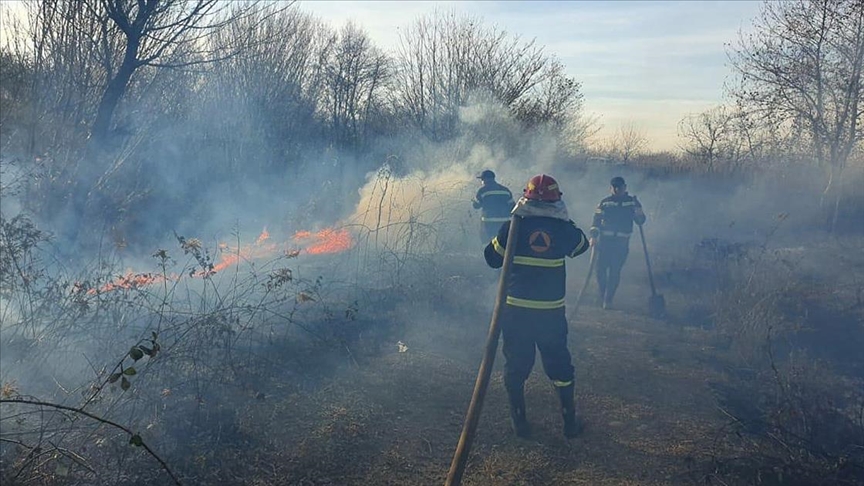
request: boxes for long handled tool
[573,245,597,315]
[445,214,522,486]
[637,224,666,319]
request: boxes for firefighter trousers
[481,221,504,244]
[500,306,575,392]
[596,236,630,303]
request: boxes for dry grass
[2,209,863,486]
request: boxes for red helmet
[523,174,562,201]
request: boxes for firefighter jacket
[484,199,589,310]
[473,182,515,225]
[590,193,646,239]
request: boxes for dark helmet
[610,176,626,188]
[477,169,496,181]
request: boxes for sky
[299,0,765,152]
[0,0,765,152]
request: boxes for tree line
[0,0,861,243]
[0,2,584,247]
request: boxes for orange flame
[292,228,352,255]
[195,228,277,277]
[256,227,270,245]
[209,253,241,274]
[83,226,351,294]
[86,271,174,295]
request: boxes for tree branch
[0,398,182,486]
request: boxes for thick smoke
[2,4,863,485]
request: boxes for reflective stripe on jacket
[481,216,511,223]
[485,216,589,309]
[473,182,514,220]
[589,193,645,238]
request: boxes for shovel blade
[649,294,666,319]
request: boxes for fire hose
[445,214,522,486]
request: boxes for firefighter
[472,170,515,244]
[484,174,590,438]
[589,176,646,310]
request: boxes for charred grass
[2,216,863,485]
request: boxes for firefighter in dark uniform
[484,174,590,438]
[472,170,515,244]
[589,176,646,309]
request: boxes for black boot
[557,384,583,438]
[602,296,612,310]
[597,271,607,307]
[605,278,619,310]
[507,385,531,438]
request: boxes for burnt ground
[158,253,855,486]
[258,313,757,485]
[5,236,862,486]
[177,305,728,486]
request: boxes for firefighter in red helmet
[484,174,590,438]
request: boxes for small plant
[105,333,161,392]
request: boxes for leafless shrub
[709,345,864,486]
[703,216,864,485]
[0,219,363,484]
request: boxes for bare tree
[607,121,648,163]
[511,61,582,129]
[559,110,602,157]
[0,48,32,152]
[0,1,131,233]
[2,1,119,155]
[393,9,580,141]
[678,106,736,168]
[196,6,336,179]
[0,0,293,245]
[394,10,475,139]
[729,0,864,225]
[82,0,284,145]
[322,22,390,150]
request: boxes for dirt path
[226,292,737,486]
